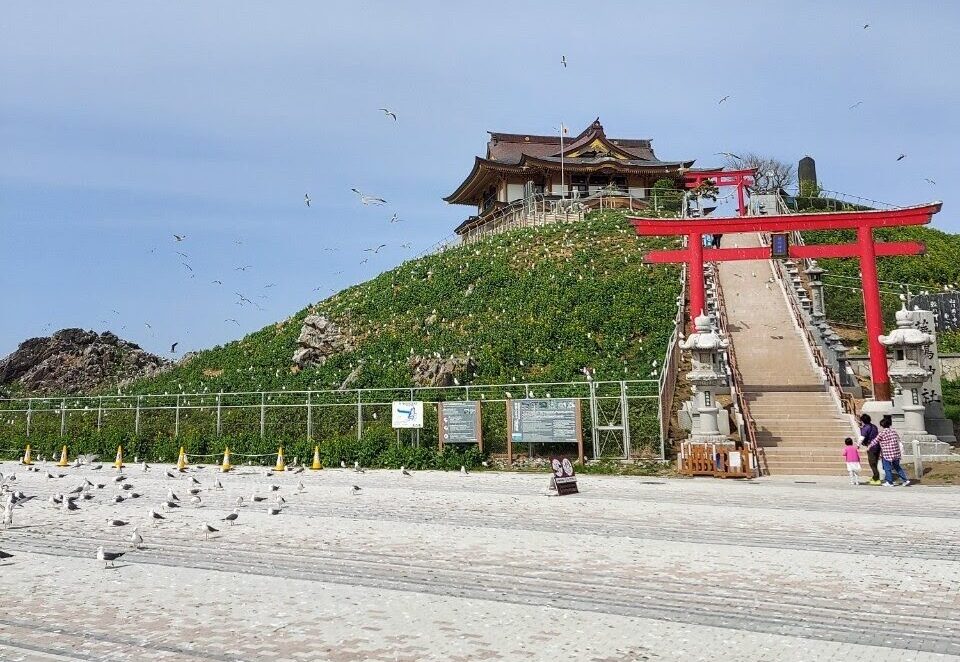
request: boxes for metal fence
[0,379,665,460]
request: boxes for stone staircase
[717,233,857,475]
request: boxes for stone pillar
[679,312,730,444]
[879,307,938,443]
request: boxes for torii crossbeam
[630,202,943,402]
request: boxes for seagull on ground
[400,466,411,476]
[202,523,219,538]
[461,465,469,476]
[131,527,143,549]
[148,509,166,522]
[223,510,239,525]
[108,518,129,527]
[351,485,361,494]
[267,505,282,515]
[97,546,126,568]
[190,495,202,507]
[0,549,12,563]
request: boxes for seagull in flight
[400,242,412,249]
[924,178,936,185]
[176,251,189,259]
[304,193,311,207]
[212,280,222,285]
[359,258,369,265]
[173,234,186,242]
[389,213,403,224]
[848,100,863,109]
[181,262,193,272]
[170,342,178,353]
[863,23,870,29]
[364,244,387,254]
[715,151,741,160]
[561,55,567,68]
[718,95,730,104]
[225,319,240,326]
[350,188,387,206]
[896,154,907,161]
[378,108,397,121]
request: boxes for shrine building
[444,119,694,241]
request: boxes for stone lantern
[805,262,826,323]
[679,311,729,443]
[879,306,938,442]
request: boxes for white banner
[392,401,424,429]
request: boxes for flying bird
[561,55,567,68]
[350,188,387,206]
[174,234,186,242]
[364,244,387,254]
[715,152,741,160]
[863,23,870,29]
[848,101,863,109]
[234,265,252,271]
[170,342,178,353]
[96,546,126,568]
[896,154,906,161]
[212,280,222,285]
[718,95,730,104]
[389,213,403,224]
[378,108,397,121]
[924,178,936,185]
[225,318,240,326]
[304,193,312,207]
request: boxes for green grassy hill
[1,211,682,467]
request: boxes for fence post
[620,381,631,459]
[912,439,923,480]
[306,391,313,441]
[60,398,67,437]
[135,396,141,435]
[26,398,32,438]
[216,393,222,436]
[174,394,180,438]
[260,392,266,440]
[589,381,599,458]
[356,390,363,441]
[97,396,103,431]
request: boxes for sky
[2,1,958,358]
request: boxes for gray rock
[0,328,171,395]
[408,354,476,387]
[293,315,353,367]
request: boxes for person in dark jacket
[859,413,881,485]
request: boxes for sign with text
[438,401,482,450]
[391,401,424,429]
[506,398,584,465]
[550,456,579,495]
[911,293,960,332]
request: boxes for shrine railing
[709,263,766,477]
[657,260,686,459]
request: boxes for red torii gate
[683,167,756,217]
[630,202,943,402]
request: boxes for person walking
[859,413,881,485]
[842,437,861,485]
[877,415,910,487]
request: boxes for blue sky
[1,1,957,358]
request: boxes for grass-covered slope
[127,211,681,395]
[1,211,682,466]
[801,224,960,350]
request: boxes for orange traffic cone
[21,444,33,466]
[176,446,188,471]
[56,445,69,467]
[273,446,286,472]
[310,445,322,470]
[113,445,124,469]
[220,447,232,473]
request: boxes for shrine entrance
[630,202,943,402]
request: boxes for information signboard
[549,456,579,495]
[438,401,482,450]
[391,401,424,429]
[771,232,790,259]
[505,399,583,465]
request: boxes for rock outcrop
[0,329,171,395]
[408,354,476,387]
[292,315,353,367]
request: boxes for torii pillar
[631,202,943,402]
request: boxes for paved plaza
[1,461,959,661]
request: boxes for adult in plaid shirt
[875,415,910,486]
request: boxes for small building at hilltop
[444,118,694,242]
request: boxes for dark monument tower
[798,156,817,193]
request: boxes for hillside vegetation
[1,212,682,466]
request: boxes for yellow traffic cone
[310,445,323,470]
[220,447,232,473]
[56,445,69,467]
[176,446,188,471]
[21,444,33,466]
[273,446,286,472]
[113,444,124,469]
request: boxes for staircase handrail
[709,262,766,477]
[657,256,687,458]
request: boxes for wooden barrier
[678,442,755,478]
